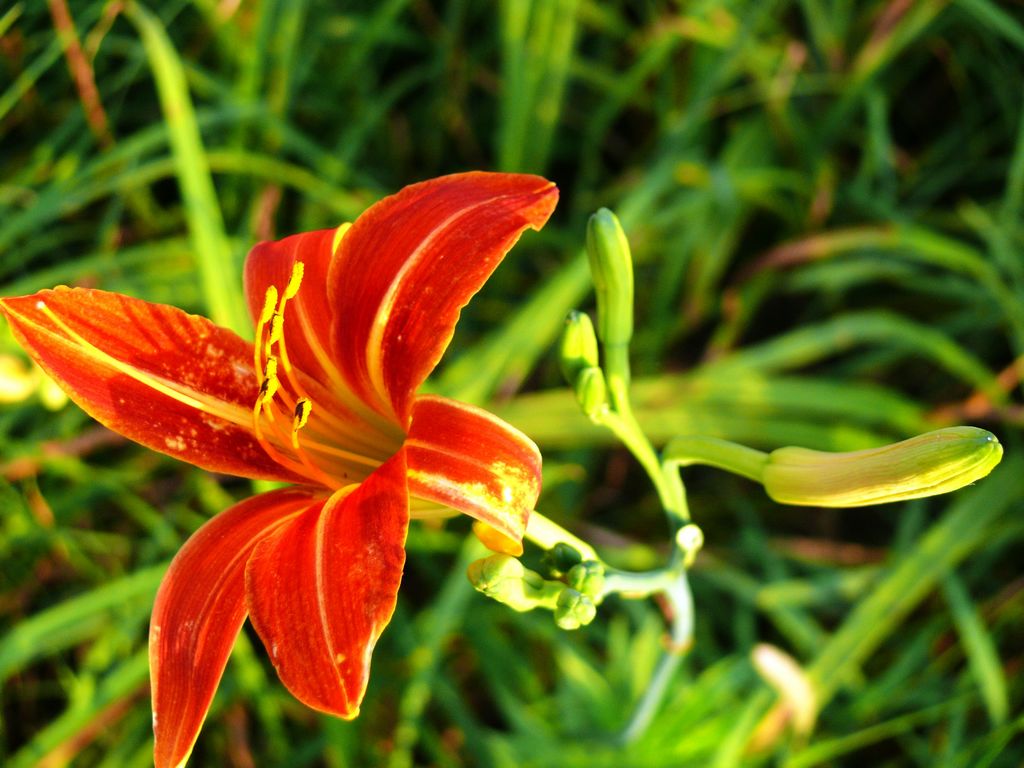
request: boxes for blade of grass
[498,0,579,173]
[0,564,163,681]
[940,572,1009,726]
[387,538,481,768]
[807,456,1022,706]
[704,311,1003,403]
[955,0,1024,51]
[124,2,248,334]
[7,650,149,768]
[783,696,972,768]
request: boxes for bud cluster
[468,545,607,631]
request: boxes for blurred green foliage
[2,0,1023,765]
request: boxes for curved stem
[600,403,690,525]
[620,570,695,742]
[663,435,769,482]
[601,564,680,598]
[524,510,599,562]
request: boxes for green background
[1,1,1023,765]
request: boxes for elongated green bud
[560,310,600,385]
[586,208,634,346]
[575,366,609,421]
[762,427,1003,507]
[467,554,563,612]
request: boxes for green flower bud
[541,542,584,577]
[762,427,1003,507]
[586,208,634,347]
[575,366,609,421]
[566,560,605,598]
[467,554,562,612]
[554,589,597,630]
[560,310,600,386]
[674,524,704,568]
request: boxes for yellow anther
[293,398,312,432]
[282,261,304,302]
[268,313,284,347]
[259,286,278,326]
[258,378,279,404]
[331,223,352,255]
[259,358,280,404]
[264,356,278,380]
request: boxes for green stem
[601,565,681,598]
[600,405,690,524]
[663,435,769,482]
[602,343,632,405]
[620,571,694,742]
[524,510,599,561]
[600,344,691,524]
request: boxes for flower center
[250,262,389,489]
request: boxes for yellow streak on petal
[331,222,352,255]
[407,458,535,538]
[364,199,496,410]
[33,301,253,429]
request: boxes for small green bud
[554,589,597,630]
[575,366,609,421]
[674,524,704,568]
[542,542,584,577]
[560,311,600,385]
[586,208,634,346]
[467,554,561,612]
[566,560,605,598]
[762,427,1003,507]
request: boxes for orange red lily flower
[0,172,557,768]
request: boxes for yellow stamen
[268,313,284,347]
[293,435,384,470]
[282,261,304,301]
[259,286,278,325]
[264,262,326,428]
[254,286,279,373]
[285,397,343,483]
[251,398,313,478]
[263,398,340,486]
[284,264,303,303]
[248,257,395,483]
[293,398,311,433]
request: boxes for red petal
[150,488,319,768]
[405,395,541,542]
[243,229,405,451]
[245,451,409,716]
[244,228,338,387]
[328,172,558,423]
[0,288,297,481]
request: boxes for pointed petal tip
[331,172,560,420]
[2,286,299,481]
[245,454,409,719]
[150,489,317,768]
